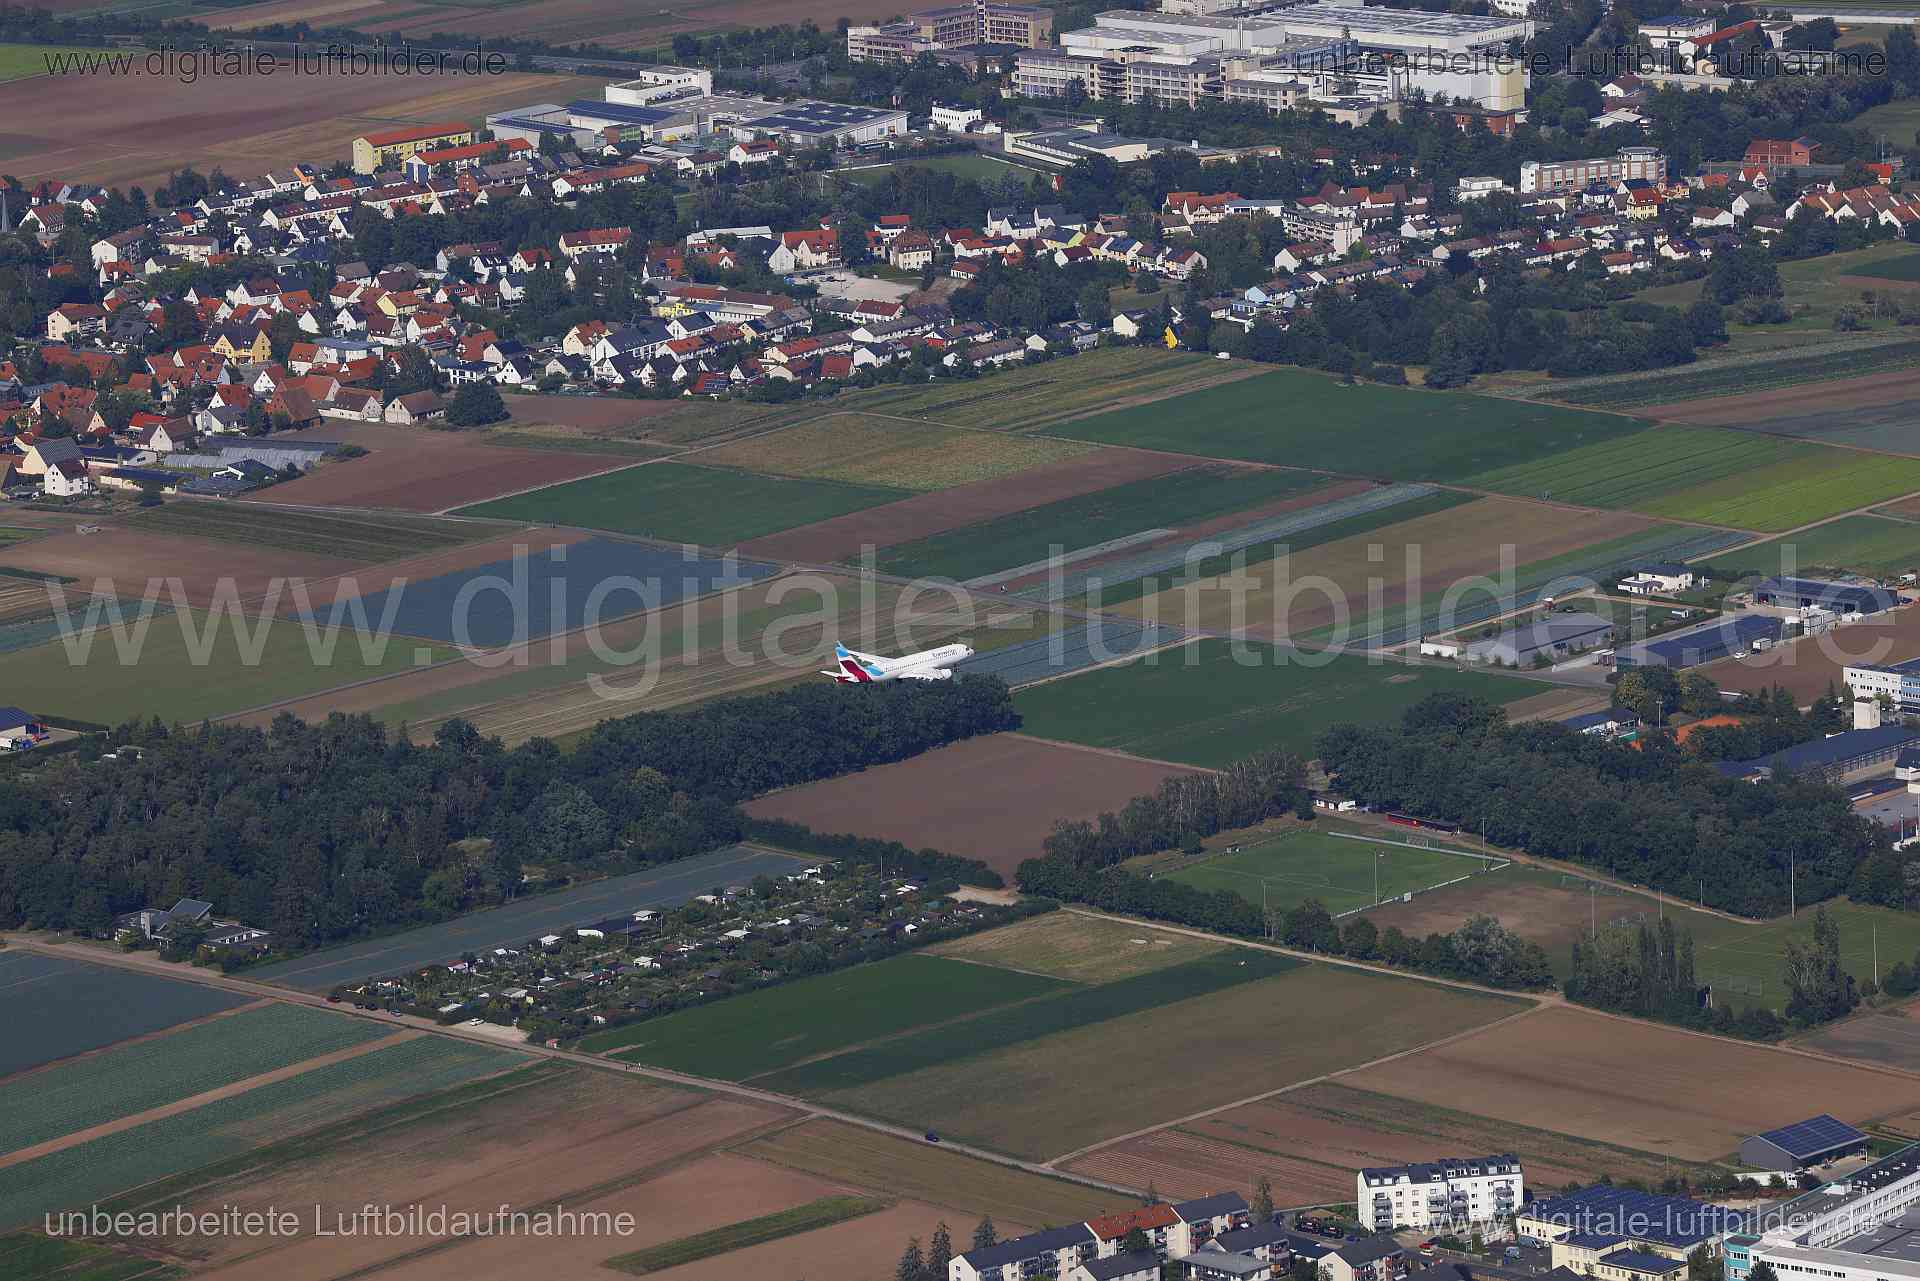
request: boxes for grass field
[1547,340,1920,409]
[930,912,1224,983]
[0,1036,519,1230]
[5,605,455,725]
[1628,242,1920,337]
[1054,369,1643,480]
[579,953,1069,1077]
[1700,514,1920,579]
[1852,254,1920,283]
[694,413,1094,491]
[122,503,484,562]
[740,1119,1122,1224]
[817,962,1523,1160]
[839,152,1027,184]
[0,1005,388,1156]
[1168,827,1500,916]
[1013,641,1542,766]
[0,44,113,83]
[456,461,908,546]
[604,1196,890,1274]
[1684,898,1920,1005]
[850,348,1252,432]
[871,464,1327,580]
[0,1231,182,1281]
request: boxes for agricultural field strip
[967,528,1176,588]
[756,952,1298,1095]
[583,954,1071,1076]
[0,1036,521,1231]
[1024,483,1441,604]
[1464,427,1813,511]
[603,1196,891,1274]
[1541,339,1920,408]
[0,952,249,1078]
[1701,515,1920,577]
[121,503,482,561]
[0,1004,388,1156]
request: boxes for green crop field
[1470,425,1920,531]
[1701,515,1920,579]
[0,1231,182,1281]
[604,1196,891,1274]
[1052,369,1643,480]
[870,464,1328,580]
[0,1037,520,1231]
[758,951,1300,1096]
[457,462,908,546]
[1168,827,1500,916]
[0,1005,388,1156]
[0,44,115,82]
[1547,341,1920,409]
[4,606,456,726]
[850,348,1246,432]
[1012,640,1541,767]
[1852,254,1920,283]
[581,953,1069,1077]
[123,504,484,562]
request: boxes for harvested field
[1696,603,1920,704]
[0,952,246,1077]
[817,963,1523,1161]
[1797,1009,1920,1074]
[603,1194,889,1274]
[743,733,1209,881]
[929,911,1224,984]
[0,528,358,607]
[122,503,488,562]
[1340,1004,1920,1160]
[738,1118,1120,1223]
[1065,1081,1708,1204]
[738,447,1189,564]
[696,413,1096,491]
[1118,497,1655,640]
[208,0,891,46]
[1503,686,1610,723]
[637,1200,993,1281]
[0,63,585,193]
[257,431,637,514]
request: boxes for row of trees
[0,678,1017,951]
[1038,751,1312,871]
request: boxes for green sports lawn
[1466,426,1920,532]
[1053,369,1644,481]
[1681,898,1920,1005]
[579,953,1069,1078]
[1701,514,1920,580]
[5,606,456,726]
[456,462,909,546]
[1011,640,1542,767]
[869,464,1328,580]
[1169,827,1500,916]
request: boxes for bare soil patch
[1340,1004,1920,1160]
[745,732,1208,880]
[1696,603,1920,704]
[258,430,635,514]
[1644,368,1920,426]
[739,448,1191,564]
[0,530,359,609]
[0,64,574,192]
[1503,687,1610,724]
[1796,1008,1920,1074]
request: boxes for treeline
[1316,693,1889,919]
[1038,752,1312,870]
[0,677,1016,950]
[741,818,1004,889]
[1569,915,1783,1039]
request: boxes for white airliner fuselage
[823,643,974,683]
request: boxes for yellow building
[351,122,476,174]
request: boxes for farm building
[1358,1155,1523,1231]
[1754,577,1898,617]
[1741,1115,1871,1173]
[1617,562,1695,595]
[1713,724,1920,784]
[1614,614,1782,670]
[1463,611,1613,667]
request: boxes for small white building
[932,103,986,131]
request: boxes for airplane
[822,642,974,684]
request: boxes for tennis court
[1167,828,1505,917]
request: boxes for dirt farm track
[0,62,577,192]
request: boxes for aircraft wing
[893,666,954,681]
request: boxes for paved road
[1,936,1144,1200]
[248,845,808,992]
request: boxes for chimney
[1856,697,1883,731]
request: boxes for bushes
[741,818,1004,889]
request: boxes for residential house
[382,390,445,424]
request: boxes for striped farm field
[694,412,1096,491]
[0,1005,388,1157]
[0,1036,520,1230]
[1467,426,1920,531]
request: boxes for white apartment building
[1358,1156,1524,1232]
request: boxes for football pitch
[1167,828,1504,917]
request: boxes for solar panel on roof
[1757,1115,1868,1160]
